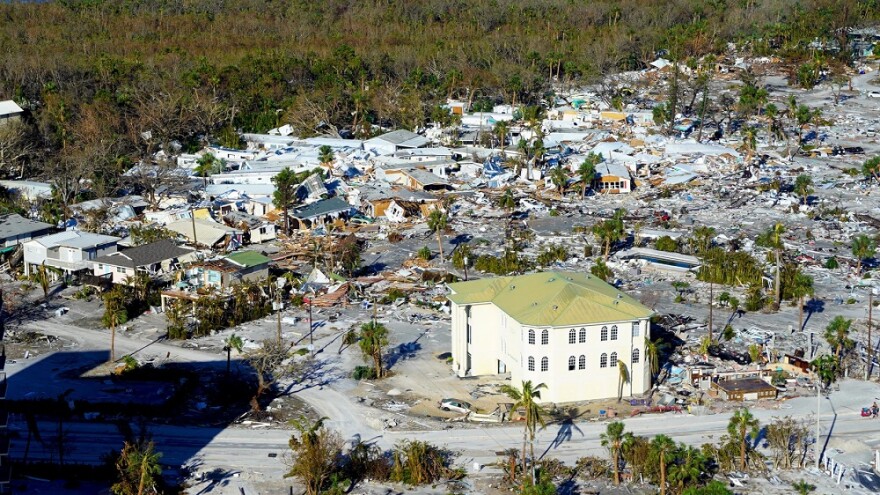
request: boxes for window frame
[528,356,535,371]
[568,356,576,371]
[610,325,618,341]
[610,352,618,367]
[578,327,587,343]
[541,357,549,372]
[578,355,586,370]
[568,329,576,344]
[528,329,535,345]
[600,353,608,368]
[541,329,549,345]
[600,326,608,341]
[632,348,640,364]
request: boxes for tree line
[0,0,876,196]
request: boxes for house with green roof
[447,271,654,404]
[183,250,271,289]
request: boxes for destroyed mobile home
[5,47,880,495]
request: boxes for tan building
[447,272,654,404]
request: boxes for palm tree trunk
[613,447,620,485]
[110,324,116,362]
[604,238,611,260]
[226,348,231,375]
[740,437,747,470]
[436,231,444,262]
[775,249,781,307]
[660,451,667,495]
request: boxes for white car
[868,90,880,98]
[519,198,547,211]
[439,398,472,414]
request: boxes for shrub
[655,235,678,252]
[352,365,377,380]
[417,246,432,260]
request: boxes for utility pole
[464,256,469,281]
[708,281,714,342]
[868,290,874,381]
[190,207,198,247]
[815,383,821,469]
[276,288,282,343]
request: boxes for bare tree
[0,120,36,178]
[245,339,295,411]
[124,159,189,211]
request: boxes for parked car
[438,398,471,414]
[868,91,880,98]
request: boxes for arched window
[610,325,618,340]
[579,328,587,343]
[600,353,608,368]
[610,352,618,367]
[528,357,535,371]
[601,326,608,341]
[568,356,576,370]
[541,329,549,345]
[528,329,535,345]
[569,329,576,344]
[578,355,586,370]
[541,357,549,372]
[632,348,640,364]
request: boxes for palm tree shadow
[803,298,825,329]
[540,409,584,459]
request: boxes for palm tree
[824,315,854,362]
[791,272,814,332]
[272,167,299,235]
[34,262,52,303]
[727,408,760,471]
[578,153,600,197]
[794,174,814,205]
[741,126,758,165]
[318,145,334,166]
[494,120,510,153]
[358,320,389,378]
[549,166,568,197]
[102,286,128,363]
[689,225,716,255]
[223,333,244,375]
[645,338,661,376]
[600,421,630,485]
[194,152,219,189]
[616,360,630,403]
[768,222,786,308]
[126,271,152,306]
[426,209,448,263]
[651,434,676,495]
[592,209,626,260]
[852,234,876,274]
[500,380,547,477]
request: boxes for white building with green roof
[447,271,654,404]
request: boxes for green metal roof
[447,271,652,327]
[224,250,271,268]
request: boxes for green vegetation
[359,321,389,379]
[655,235,679,252]
[536,245,568,266]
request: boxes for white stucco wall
[451,297,651,404]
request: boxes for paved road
[11,319,880,481]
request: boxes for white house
[447,271,653,404]
[364,130,428,156]
[23,231,120,277]
[92,239,195,284]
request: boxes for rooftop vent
[552,305,559,311]
[547,277,555,282]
